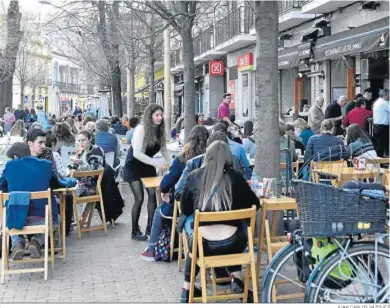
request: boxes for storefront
[312,17,389,102]
[278,46,311,119]
[236,52,255,120]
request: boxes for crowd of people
[0,87,388,301]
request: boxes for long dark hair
[346,124,371,145]
[198,141,233,212]
[178,125,209,163]
[243,120,254,138]
[142,104,165,147]
[52,122,76,145]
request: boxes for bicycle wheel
[261,243,305,303]
[305,243,389,303]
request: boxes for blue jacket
[112,123,128,135]
[299,128,315,148]
[0,157,62,224]
[174,153,247,200]
[159,157,186,194]
[304,133,346,162]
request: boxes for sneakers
[180,287,202,303]
[140,248,155,262]
[11,241,25,260]
[27,239,42,259]
[230,276,254,303]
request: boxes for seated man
[0,143,63,260]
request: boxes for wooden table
[141,176,163,204]
[256,197,297,278]
[312,167,384,186]
[53,186,77,262]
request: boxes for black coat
[100,165,125,222]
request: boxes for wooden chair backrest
[310,160,347,182]
[71,169,104,196]
[0,189,52,228]
[192,206,257,260]
[0,189,51,205]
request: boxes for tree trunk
[148,52,155,105]
[180,25,196,141]
[0,1,22,112]
[254,1,282,235]
[111,64,122,116]
[20,81,24,105]
[163,28,171,140]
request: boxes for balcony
[302,0,349,14]
[193,26,225,64]
[278,0,316,31]
[214,6,255,52]
[53,81,81,93]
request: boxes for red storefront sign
[238,53,254,71]
[227,80,235,110]
[209,61,224,76]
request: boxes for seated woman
[293,118,314,148]
[52,122,76,152]
[45,131,69,178]
[71,130,105,197]
[345,124,377,158]
[304,119,345,163]
[140,125,209,261]
[242,120,255,159]
[179,140,260,303]
[9,120,27,138]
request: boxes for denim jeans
[147,204,166,251]
[11,216,59,249]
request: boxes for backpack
[154,226,172,262]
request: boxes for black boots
[131,225,147,241]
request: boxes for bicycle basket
[293,180,387,237]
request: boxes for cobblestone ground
[0,184,298,303]
[0,185,183,303]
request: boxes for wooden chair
[264,219,304,302]
[158,200,186,271]
[256,197,297,280]
[310,160,347,185]
[71,169,107,239]
[1,189,55,284]
[189,206,258,303]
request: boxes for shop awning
[135,77,164,95]
[313,17,389,61]
[278,46,300,69]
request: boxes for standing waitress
[124,104,172,240]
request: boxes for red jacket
[342,107,373,131]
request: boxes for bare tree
[97,1,122,116]
[145,1,198,141]
[14,34,50,105]
[0,0,22,112]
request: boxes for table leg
[271,210,278,238]
[61,193,66,262]
[256,207,267,280]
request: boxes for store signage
[209,61,224,76]
[298,42,313,59]
[238,53,254,71]
[313,25,389,61]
